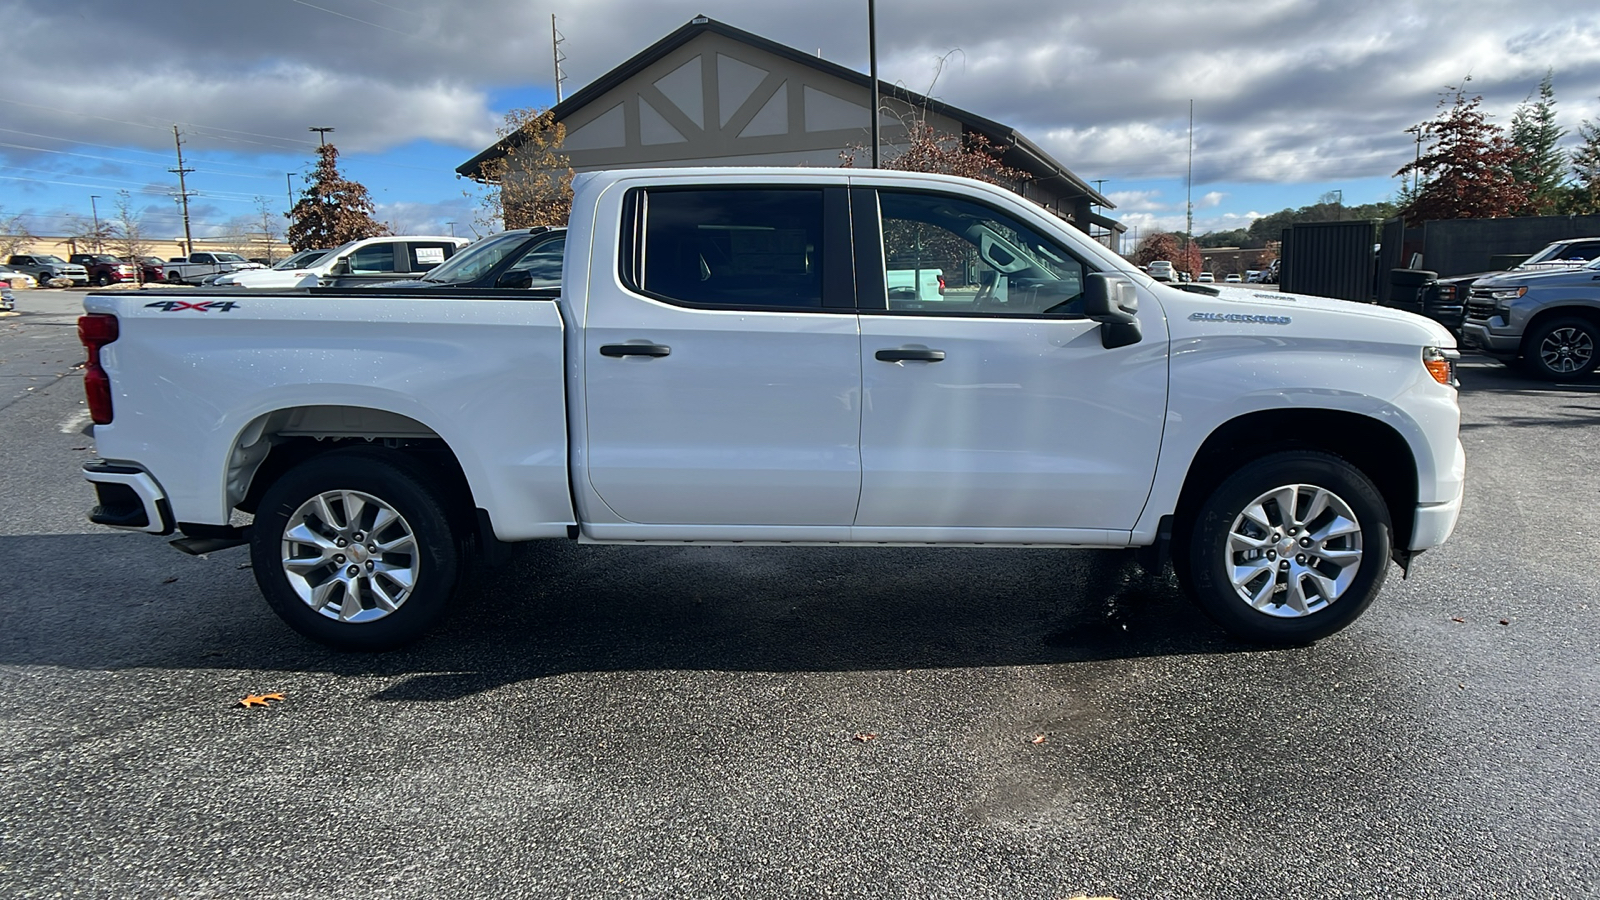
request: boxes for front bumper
[1460,320,1520,358]
[84,461,173,535]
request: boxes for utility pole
[286,173,295,211]
[445,221,456,237]
[89,195,102,252]
[309,126,334,147]
[1186,99,1194,252]
[868,0,880,168]
[551,15,567,103]
[170,125,195,256]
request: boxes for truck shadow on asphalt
[0,533,1251,697]
[1456,355,1600,430]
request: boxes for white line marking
[59,409,92,434]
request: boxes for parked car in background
[217,236,468,289]
[212,249,332,287]
[6,253,88,286]
[1225,273,1243,283]
[1246,269,1262,283]
[1461,255,1600,381]
[0,265,39,289]
[0,283,13,311]
[1196,272,1214,283]
[162,252,265,285]
[69,254,139,286]
[361,230,562,292]
[136,257,166,283]
[1147,260,1176,283]
[1432,237,1600,322]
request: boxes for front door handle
[600,343,671,358]
[875,347,945,363]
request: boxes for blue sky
[3,1,1598,254]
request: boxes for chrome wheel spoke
[281,488,420,624]
[1226,481,1363,619]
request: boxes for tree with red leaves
[1131,231,1201,276]
[287,144,387,251]
[1395,83,1529,225]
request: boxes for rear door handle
[600,343,671,358]
[875,347,945,363]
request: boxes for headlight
[1423,346,1460,387]
[1488,286,1527,301]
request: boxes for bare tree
[473,107,573,232]
[0,206,33,259]
[219,215,258,256]
[107,191,155,282]
[255,197,283,263]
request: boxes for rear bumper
[83,461,174,535]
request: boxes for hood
[1169,283,1456,346]
[1473,265,1600,290]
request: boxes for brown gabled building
[458,15,1121,245]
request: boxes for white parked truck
[79,167,1465,650]
[161,252,265,285]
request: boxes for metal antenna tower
[552,15,567,103]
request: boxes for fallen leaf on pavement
[161,576,178,584]
[852,732,878,742]
[237,693,285,709]
[1499,619,1510,626]
[1450,617,1465,623]
[1030,734,1047,744]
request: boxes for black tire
[93,272,110,287]
[250,449,460,650]
[167,271,183,284]
[1182,451,1391,644]
[1522,316,1599,382]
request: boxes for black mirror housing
[1084,274,1142,349]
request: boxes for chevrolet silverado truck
[78,167,1466,650]
[161,251,264,285]
[1460,255,1600,381]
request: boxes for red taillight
[937,275,946,294]
[78,314,119,425]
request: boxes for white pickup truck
[78,167,1465,650]
[161,251,264,285]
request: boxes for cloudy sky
[3,0,1599,249]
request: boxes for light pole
[445,221,456,237]
[89,195,102,252]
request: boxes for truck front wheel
[250,449,460,650]
[1183,451,1391,644]
[1523,317,1598,382]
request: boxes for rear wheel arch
[227,406,484,549]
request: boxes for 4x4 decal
[144,300,240,312]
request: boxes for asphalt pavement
[0,287,1596,899]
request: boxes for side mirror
[496,269,534,289]
[330,259,351,276]
[1083,274,1142,349]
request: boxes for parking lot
[1,288,1597,898]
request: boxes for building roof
[457,15,1113,213]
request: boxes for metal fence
[1279,220,1378,301]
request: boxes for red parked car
[69,254,139,286]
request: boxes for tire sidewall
[250,449,459,650]
[1186,451,1391,644]
[1525,317,1599,382]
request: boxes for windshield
[1585,257,1600,271]
[273,249,330,270]
[420,231,539,284]
[37,255,67,264]
[213,253,248,263]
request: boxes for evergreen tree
[1395,82,1529,224]
[1509,69,1567,214]
[287,144,387,251]
[1571,108,1600,214]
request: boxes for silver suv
[1461,257,1600,381]
[6,254,88,286]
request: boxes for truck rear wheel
[1183,451,1390,644]
[1523,317,1598,382]
[166,271,183,284]
[250,449,460,650]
